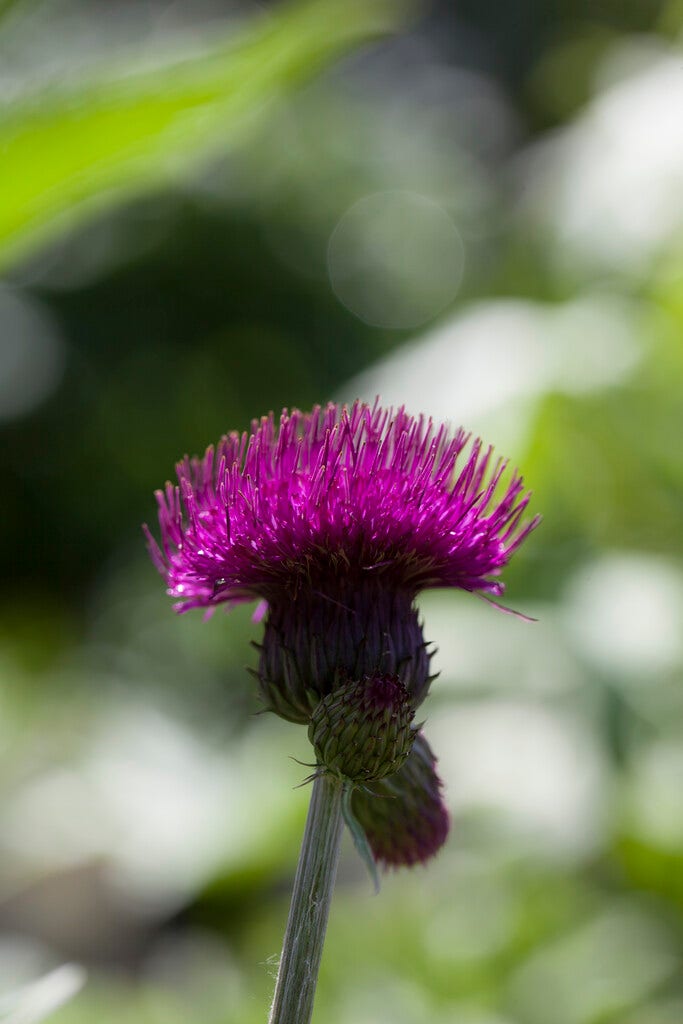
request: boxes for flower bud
[308,674,416,783]
[351,731,449,867]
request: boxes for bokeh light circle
[327,190,465,329]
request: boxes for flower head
[147,400,538,612]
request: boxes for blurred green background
[2,0,683,1021]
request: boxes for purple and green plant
[146,400,539,1024]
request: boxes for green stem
[268,773,344,1024]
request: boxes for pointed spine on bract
[308,674,416,784]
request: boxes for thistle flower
[146,400,539,867]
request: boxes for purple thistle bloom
[146,400,539,867]
[146,400,538,611]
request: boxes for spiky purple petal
[147,400,539,611]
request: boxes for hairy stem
[268,773,344,1024]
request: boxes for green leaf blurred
[0,0,408,270]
